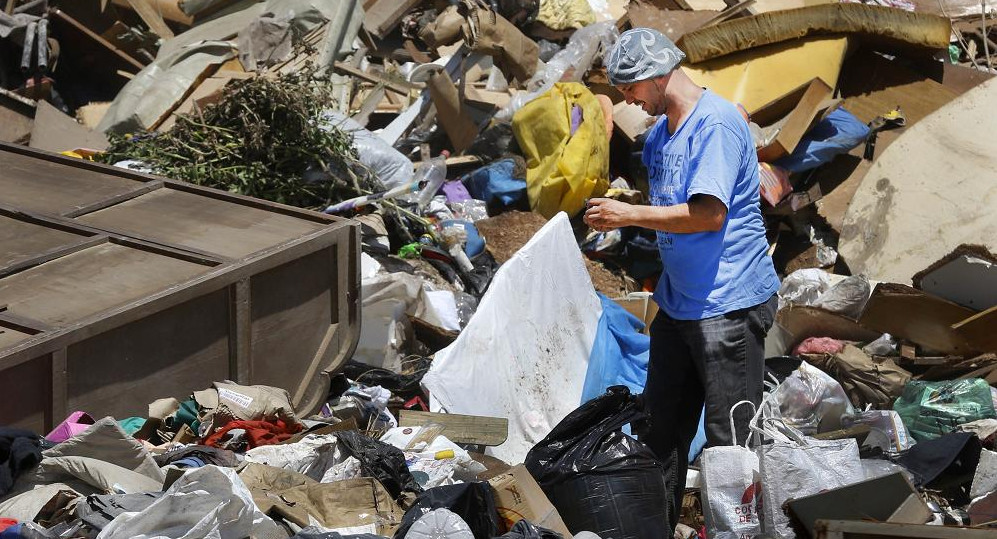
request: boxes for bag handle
[728,400,758,449]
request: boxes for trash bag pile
[3,0,997,538]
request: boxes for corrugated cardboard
[488,464,572,536]
[613,292,659,335]
[752,78,837,162]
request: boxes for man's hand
[584,198,636,232]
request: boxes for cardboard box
[488,464,572,536]
[753,77,837,163]
[613,292,659,335]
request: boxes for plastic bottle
[415,153,448,212]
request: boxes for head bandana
[606,28,686,85]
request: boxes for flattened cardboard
[488,464,572,537]
[752,77,836,162]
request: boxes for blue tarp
[460,158,527,207]
[583,294,706,463]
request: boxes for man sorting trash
[583,28,780,533]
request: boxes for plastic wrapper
[524,386,668,539]
[449,200,489,222]
[812,275,871,319]
[496,519,564,539]
[861,458,915,482]
[497,21,618,122]
[320,111,412,190]
[762,361,855,435]
[894,379,997,442]
[846,410,915,453]
[862,333,897,356]
[777,268,831,311]
[335,430,423,502]
[454,292,478,328]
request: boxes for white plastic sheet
[96,465,281,539]
[422,212,602,464]
[244,434,344,481]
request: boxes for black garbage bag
[392,482,500,539]
[336,430,423,503]
[342,358,431,400]
[497,519,564,539]
[524,386,668,539]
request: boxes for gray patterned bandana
[606,28,686,85]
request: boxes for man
[584,28,780,533]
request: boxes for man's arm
[583,194,727,233]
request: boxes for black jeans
[642,294,777,533]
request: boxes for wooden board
[0,142,360,433]
[399,410,509,447]
[953,305,997,353]
[0,213,94,269]
[859,284,979,356]
[29,101,110,153]
[839,77,997,284]
[0,99,34,144]
[126,0,175,39]
[0,149,144,215]
[363,0,422,39]
[816,519,996,538]
[76,187,327,259]
[0,241,212,327]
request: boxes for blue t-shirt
[642,89,779,320]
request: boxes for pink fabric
[45,411,95,443]
[794,336,845,356]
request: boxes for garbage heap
[2,0,997,538]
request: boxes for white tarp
[97,465,282,539]
[422,212,602,464]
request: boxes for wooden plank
[0,242,213,328]
[50,8,145,71]
[228,279,251,384]
[334,61,414,96]
[952,305,997,353]
[51,349,68,427]
[0,213,96,269]
[29,100,110,153]
[351,85,386,127]
[398,410,509,446]
[363,0,423,39]
[76,188,329,259]
[815,519,997,538]
[126,0,175,39]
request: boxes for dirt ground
[476,210,633,297]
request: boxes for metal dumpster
[0,142,360,433]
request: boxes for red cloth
[202,420,301,449]
[0,518,17,532]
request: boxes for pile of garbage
[2,0,997,538]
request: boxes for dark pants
[642,294,777,533]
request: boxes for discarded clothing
[76,492,164,531]
[94,465,281,539]
[202,419,302,450]
[0,427,42,497]
[153,445,239,468]
[461,158,528,212]
[774,108,870,173]
[895,432,982,506]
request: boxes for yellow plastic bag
[512,82,609,219]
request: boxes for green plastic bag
[894,378,997,442]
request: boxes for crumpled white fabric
[243,434,345,481]
[96,465,281,539]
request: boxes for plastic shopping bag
[701,401,762,539]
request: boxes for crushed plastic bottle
[415,155,448,212]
